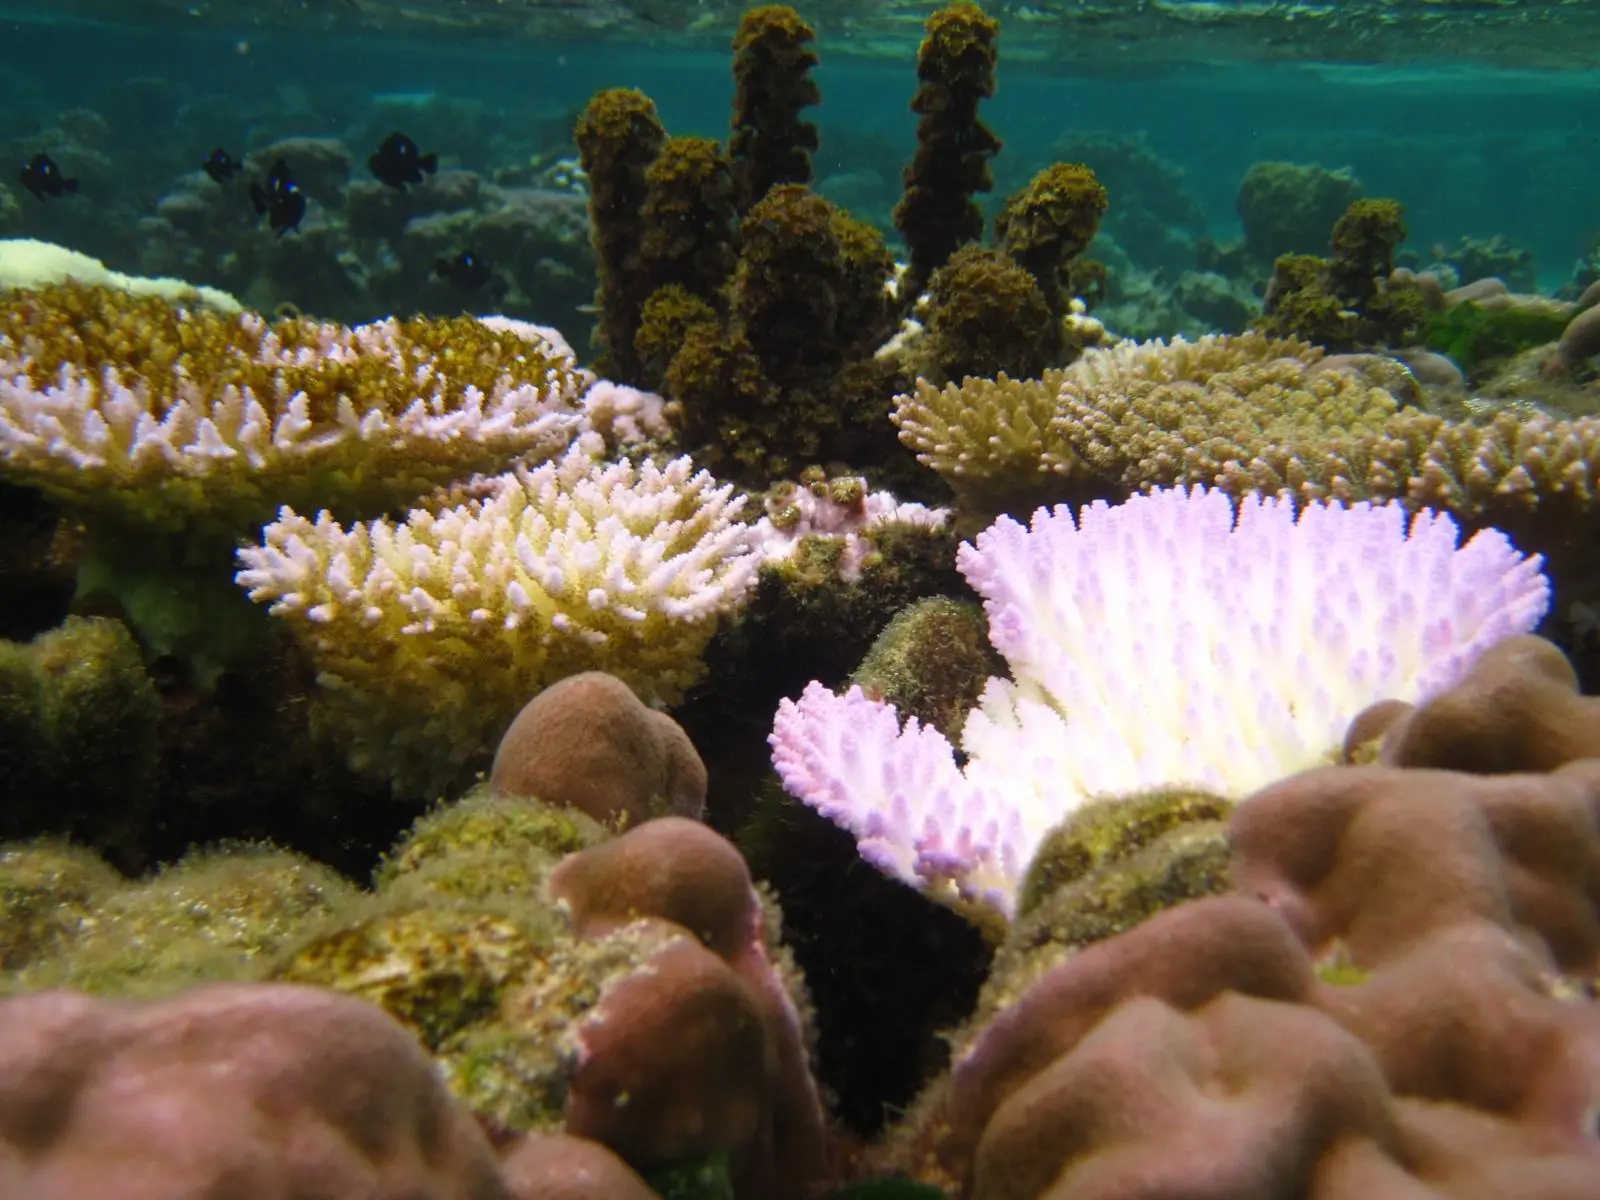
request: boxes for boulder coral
[888,758,1600,1198]
[491,671,708,828]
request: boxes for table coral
[236,437,761,795]
[770,485,1548,923]
[902,330,1600,551]
[0,281,585,536]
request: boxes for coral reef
[0,672,828,1198]
[1257,197,1430,350]
[728,5,821,213]
[236,437,761,795]
[892,2,1002,303]
[771,485,1547,924]
[901,328,1600,569]
[662,184,901,481]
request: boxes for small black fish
[249,159,306,237]
[18,153,78,201]
[369,131,438,191]
[201,147,243,184]
[435,249,491,291]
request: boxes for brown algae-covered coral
[920,244,1059,384]
[0,616,160,848]
[575,87,668,380]
[666,185,898,482]
[639,135,739,317]
[893,1,1003,302]
[1257,197,1429,350]
[1234,159,1362,264]
[728,4,821,212]
[5,846,361,997]
[995,161,1110,316]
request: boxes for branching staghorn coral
[236,436,761,796]
[770,486,1548,926]
[0,283,585,536]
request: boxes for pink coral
[547,818,828,1199]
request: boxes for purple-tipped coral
[770,486,1549,924]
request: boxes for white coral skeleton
[769,486,1550,924]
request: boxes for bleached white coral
[237,436,761,794]
[770,486,1549,923]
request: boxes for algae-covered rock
[0,840,122,974]
[983,788,1234,1021]
[0,616,160,848]
[275,900,555,1050]
[377,786,609,901]
[9,846,360,996]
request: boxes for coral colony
[3,1,1600,1198]
[770,486,1549,921]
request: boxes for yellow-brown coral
[0,283,585,535]
[236,437,762,796]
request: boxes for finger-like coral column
[238,437,760,795]
[770,486,1549,922]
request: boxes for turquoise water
[5,0,1599,326]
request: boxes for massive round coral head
[0,282,585,533]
